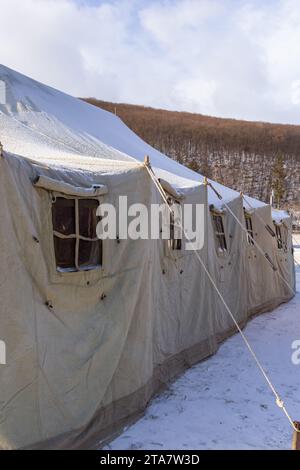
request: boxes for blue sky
[73,0,107,5]
[0,0,300,124]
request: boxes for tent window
[52,197,102,272]
[274,224,283,250]
[212,213,227,254]
[167,196,182,251]
[274,223,288,252]
[244,213,254,245]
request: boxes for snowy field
[107,242,300,450]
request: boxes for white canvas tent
[0,65,295,449]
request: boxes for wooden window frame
[166,194,182,251]
[244,211,255,246]
[211,210,228,255]
[274,222,288,252]
[274,223,283,250]
[52,195,102,273]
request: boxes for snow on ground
[107,246,300,450]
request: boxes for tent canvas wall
[0,65,295,449]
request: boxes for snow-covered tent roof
[0,65,286,214]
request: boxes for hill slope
[84,99,300,211]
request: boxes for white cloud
[0,0,300,123]
[173,77,218,115]
[291,80,300,105]
[139,0,219,48]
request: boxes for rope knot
[276,397,284,409]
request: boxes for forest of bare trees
[83,98,300,211]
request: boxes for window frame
[211,209,228,256]
[51,193,103,273]
[166,194,182,252]
[244,210,255,246]
[274,221,288,252]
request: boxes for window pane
[275,226,283,249]
[213,215,227,252]
[54,237,76,271]
[217,234,227,251]
[174,238,182,250]
[79,199,99,238]
[245,215,254,245]
[213,215,223,234]
[216,216,222,233]
[170,215,174,238]
[169,209,182,251]
[78,240,102,269]
[52,198,75,235]
[169,238,182,250]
